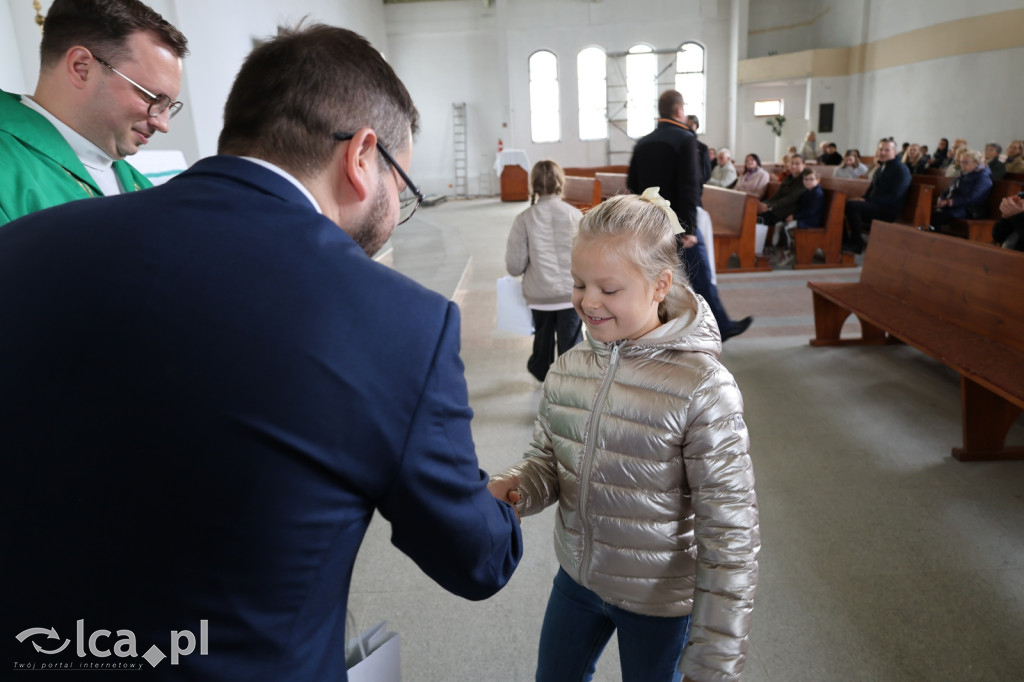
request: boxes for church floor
[351,197,1024,682]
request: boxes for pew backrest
[860,222,1024,353]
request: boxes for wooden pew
[820,177,933,227]
[563,176,601,211]
[595,172,629,200]
[914,177,1024,242]
[702,185,769,273]
[952,180,1024,243]
[561,165,629,178]
[790,189,855,268]
[807,221,1024,461]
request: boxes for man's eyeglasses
[333,132,424,225]
[93,54,183,119]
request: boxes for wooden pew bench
[953,180,1023,243]
[595,172,628,200]
[560,165,629,178]
[702,185,769,273]
[807,221,1024,461]
[914,176,1024,243]
[790,188,854,268]
[763,179,933,256]
[819,177,933,227]
[563,176,601,211]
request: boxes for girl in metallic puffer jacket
[490,190,760,682]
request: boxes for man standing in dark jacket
[628,90,752,341]
[843,138,911,252]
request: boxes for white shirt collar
[240,157,323,214]
[20,95,116,172]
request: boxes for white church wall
[0,0,28,94]
[386,0,735,197]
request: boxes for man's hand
[679,234,698,249]
[757,201,769,212]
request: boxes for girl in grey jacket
[491,191,759,682]
[505,160,584,381]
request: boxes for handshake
[487,475,522,521]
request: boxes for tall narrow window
[529,50,560,143]
[626,44,656,138]
[675,42,705,132]
[577,47,607,141]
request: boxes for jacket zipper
[578,341,622,586]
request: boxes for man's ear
[341,128,378,202]
[65,47,96,91]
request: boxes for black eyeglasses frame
[333,131,424,225]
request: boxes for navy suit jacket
[0,156,522,680]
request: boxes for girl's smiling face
[571,237,671,343]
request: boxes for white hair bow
[639,187,684,234]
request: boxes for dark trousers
[536,568,689,682]
[844,201,896,246]
[678,230,733,338]
[528,308,582,382]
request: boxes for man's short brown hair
[218,24,419,180]
[658,90,683,119]
[40,0,188,67]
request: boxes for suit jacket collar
[178,155,320,211]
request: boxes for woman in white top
[505,160,584,381]
[833,149,868,179]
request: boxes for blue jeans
[677,231,733,337]
[535,568,691,682]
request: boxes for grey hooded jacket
[494,290,759,681]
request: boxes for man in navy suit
[0,25,522,680]
[843,138,911,252]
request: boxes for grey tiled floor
[350,197,1024,681]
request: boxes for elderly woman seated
[930,149,993,234]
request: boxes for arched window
[626,44,657,139]
[529,50,560,143]
[675,42,705,132]
[577,47,607,141]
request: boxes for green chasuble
[0,90,153,226]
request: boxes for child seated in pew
[769,170,826,268]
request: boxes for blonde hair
[530,160,565,204]
[574,194,692,324]
[960,148,984,165]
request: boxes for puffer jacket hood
[495,287,759,682]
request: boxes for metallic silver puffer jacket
[494,292,759,682]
